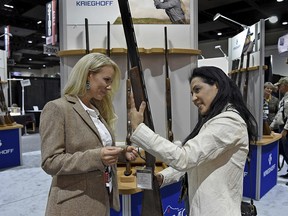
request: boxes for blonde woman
[40,53,138,216]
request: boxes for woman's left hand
[124,145,138,161]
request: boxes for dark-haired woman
[129,66,258,216]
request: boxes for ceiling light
[37,21,42,24]
[213,13,248,29]
[277,0,284,2]
[217,32,222,36]
[215,45,227,57]
[29,58,32,61]
[28,40,32,44]
[213,13,221,21]
[4,4,14,8]
[265,16,278,23]
[282,21,288,25]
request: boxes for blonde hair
[63,53,120,130]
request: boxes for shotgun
[118,0,163,215]
[124,53,132,176]
[84,18,90,54]
[243,52,251,104]
[106,21,110,57]
[164,27,173,142]
[0,79,14,125]
[237,53,244,92]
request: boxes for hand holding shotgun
[129,91,146,131]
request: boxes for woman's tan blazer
[40,95,124,216]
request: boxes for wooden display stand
[117,151,167,195]
[113,151,185,216]
[57,47,201,57]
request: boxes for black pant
[278,127,288,170]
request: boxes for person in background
[263,82,279,135]
[270,77,288,179]
[129,66,258,215]
[154,0,187,24]
[40,53,138,216]
[264,82,279,125]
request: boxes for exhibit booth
[200,20,282,201]
[56,0,282,215]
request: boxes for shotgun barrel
[106,21,110,57]
[164,27,173,142]
[84,18,89,54]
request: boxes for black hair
[184,66,258,144]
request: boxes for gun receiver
[118,0,163,215]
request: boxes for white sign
[0,50,5,69]
[66,0,119,24]
[278,33,288,56]
[46,0,57,45]
[20,79,31,87]
[43,44,59,56]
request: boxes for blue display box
[243,137,279,200]
[0,126,22,169]
[111,181,187,216]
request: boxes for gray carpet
[0,133,288,216]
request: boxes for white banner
[278,33,288,56]
[66,0,119,25]
[46,0,57,45]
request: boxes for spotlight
[213,13,248,29]
[265,16,278,24]
[215,45,227,57]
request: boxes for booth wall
[59,0,199,143]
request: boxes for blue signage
[260,141,278,198]
[243,140,279,200]
[0,128,21,169]
[111,181,186,216]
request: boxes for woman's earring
[86,81,90,90]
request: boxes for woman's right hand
[101,146,123,166]
[155,173,164,187]
[129,92,146,130]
